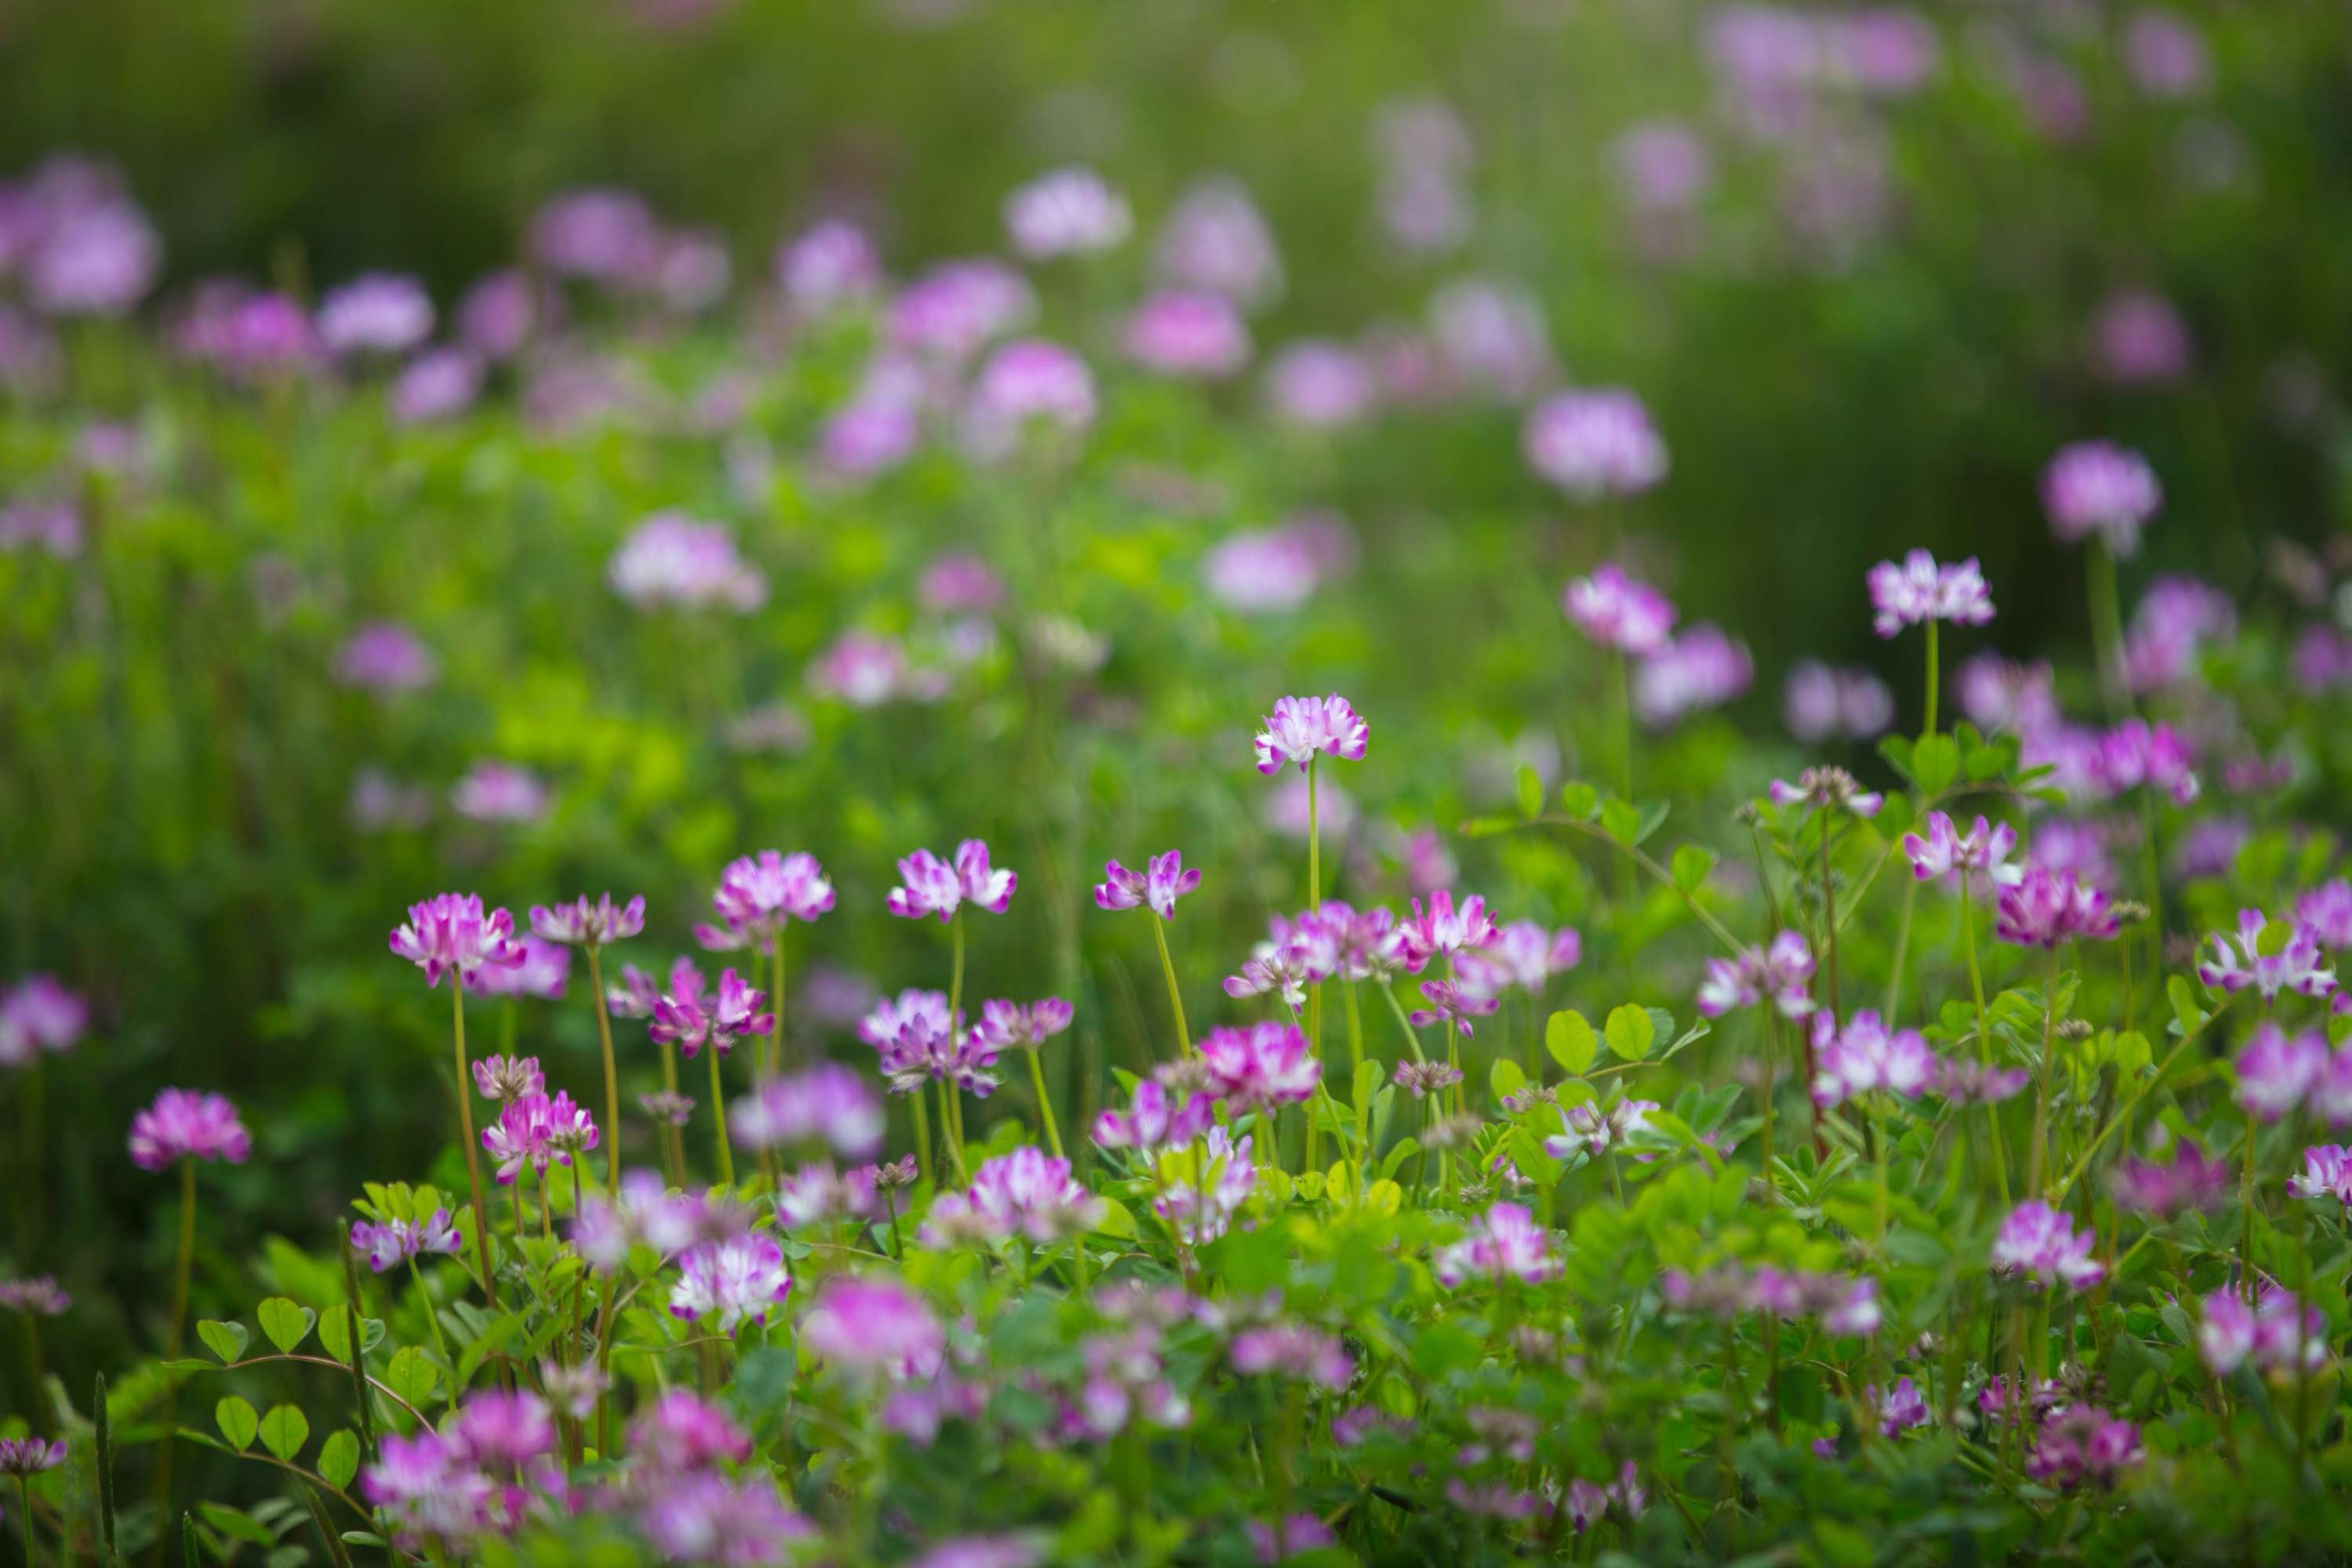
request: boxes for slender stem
[451,983,499,1307]
[585,946,622,1203]
[1757,1011,1777,1207]
[771,926,789,1076]
[1379,982,1428,1064]
[1024,1049,1065,1158]
[2085,536,2128,720]
[935,1078,969,1185]
[1344,980,1365,1082]
[19,1477,33,1568]
[1882,879,1918,1022]
[1960,878,2010,1206]
[948,910,967,1040]
[1820,817,1842,1026]
[1149,916,1192,1058]
[1613,646,1635,800]
[1922,620,1940,739]
[909,1086,933,1189]
[705,1047,735,1189]
[2027,951,2061,1195]
[148,1155,199,1565]
[659,1041,684,1187]
[2238,1117,2259,1304]
[2055,995,2233,1194]
[1306,759,1323,1175]
[406,1257,456,1412]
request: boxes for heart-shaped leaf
[215,1396,259,1452]
[197,1319,249,1367]
[257,1298,316,1356]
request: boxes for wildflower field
[9,1,2352,1563]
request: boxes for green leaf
[1490,1056,1527,1102]
[1911,735,1961,796]
[215,1396,260,1453]
[1876,735,1915,783]
[384,1345,438,1410]
[1669,844,1715,893]
[1634,800,1671,846]
[1604,1004,1654,1062]
[95,1372,119,1559]
[198,1504,276,1548]
[316,1305,385,1366]
[1599,798,1640,845]
[316,1429,360,1491]
[2168,975,2205,1036]
[1515,764,1543,820]
[2114,1029,2152,1076]
[197,1319,248,1366]
[257,1298,316,1356]
[1559,781,1601,821]
[1545,1010,1597,1076]
[259,1404,310,1463]
[456,1312,524,1391]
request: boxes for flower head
[1457,922,1581,996]
[2042,441,2161,557]
[1696,930,1817,1018]
[2111,1140,2233,1218]
[471,1054,544,1101]
[1521,389,1668,499]
[1094,851,1203,919]
[800,1276,946,1380]
[1635,624,1753,728]
[1902,811,2024,887]
[2230,1023,2330,1121]
[389,894,526,987]
[1004,167,1132,259]
[316,273,434,356]
[695,851,833,952]
[0,1276,71,1316]
[1877,1377,1931,1436]
[0,1436,67,1477]
[730,1065,886,1159]
[608,511,767,613]
[937,1146,1104,1243]
[887,840,1018,922]
[1996,868,2122,949]
[1544,1097,1659,1160]
[975,997,1075,1052]
[1991,1201,2104,1290]
[128,1089,251,1170]
[0,975,87,1068]
[2026,1406,2144,1490]
[1562,564,1675,655]
[1153,1127,1256,1244]
[463,936,571,1000]
[335,622,437,694]
[1092,1079,1215,1155]
[2200,912,2337,1004]
[1810,1010,1936,1106]
[1409,978,1501,1037]
[1253,694,1369,775]
[670,1234,792,1333]
[1433,1202,1560,1288]
[481,1091,599,1184]
[1199,1022,1322,1109]
[1867,550,1995,638]
[1769,765,1883,818]
[350,1209,465,1273]
[1124,290,1250,378]
[529,893,646,947]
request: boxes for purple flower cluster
[887,840,1018,921]
[693,851,833,953]
[1866,550,1995,638]
[1990,1201,2104,1291]
[1253,694,1369,774]
[2042,441,2162,557]
[2200,913,2338,1005]
[128,1089,251,1170]
[0,974,86,1069]
[481,1091,600,1184]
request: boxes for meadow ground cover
[7,2,2352,1563]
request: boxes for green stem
[151,1156,198,1567]
[406,1258,456,1414]
[705,1046,734,1188]
[1379,982,1428,1064]
[451,983,499,1307]
[2085,537,2128,720]
[1149,916,1192,1058]
[2027,950,2061,1195]
[771,926,789,1077]
[936,1078,969,1186]
[584,946,622,1203]
[1922,619,1940,739]
[909,1086,933,1189]
[1960,878,2010,1206]
[1024,1049,1065,1158]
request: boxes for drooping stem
[584,946,622,1203]
[1024,1048,1065,1158]
[1149,916,1192,1058]
[450,983,500,1308]
[705,1046,735,1189]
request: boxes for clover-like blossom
[570,1170,706,1269]
[0,1436,66,1477]
[2042,441,2161,557]
[2289,1145,2352,1207]
[1398,889,1497,966]
[2025,1405,2146,1490]
[2230,1022,2328,1121]
[608,511,767,612]
[358,1428,494,1551]
[1562,564,1675,655]
[2094,719,2199,805]
[1093,1078,1215,1155]
[2198,911,2337,1004]
[964,339,1096,456]
[1768,765,1882,818]
[975,997,1074,1052]
[670,1234,792,1333]
[0,1276,71,1316]
[350,1209,466,1273]
[2110,1140,2233,1218]
[877,1007,998,1098]
[463,936,572,1000]
[1124,289,1251,378]
[1544,1097,1658,1160]
[448,1389,556,1473]
[604,960,662,1020]
[0,974,87,1068]
[529,892,645,947]
[1004,166,1132,259]
[1410,978,1501,1038]
[859,989,953,1051]
[728,1064,886,1158]
[1990,1200,2104,1290]
[641,1473,813,1565]
[1229,1323,1353,1388]
[1521,388,1668,499]
[1866,550,1995,637]
[1995,868,2121,949]
[650,964,774,1059]
[1810,1010,1936,1107]
[1253,693,1369,774]
[933,1146,1104,1243]
[334,621,437,694]
[481,1091,599,1184]
[389,893,526,987]
[887,840,1018,921]
[1695,929,1817,1019]
[1199,1022,1322,1109]
[1784,660,1894,743]
[1433,1202,1559,1289]
[773,1163,878,1229]
[1633,624,1755,728]
[1877,1377,1931,1436]
[629,1388,756,1473]
[694,850,833,953]
[315,272,433,355]
[1093,851,1202,918]
[800,1276,946,1381]
[1457,922,1581,997]
[128,1089,251,1170]
[1903,811,2024,887]
[1149,1127,1256,1246]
